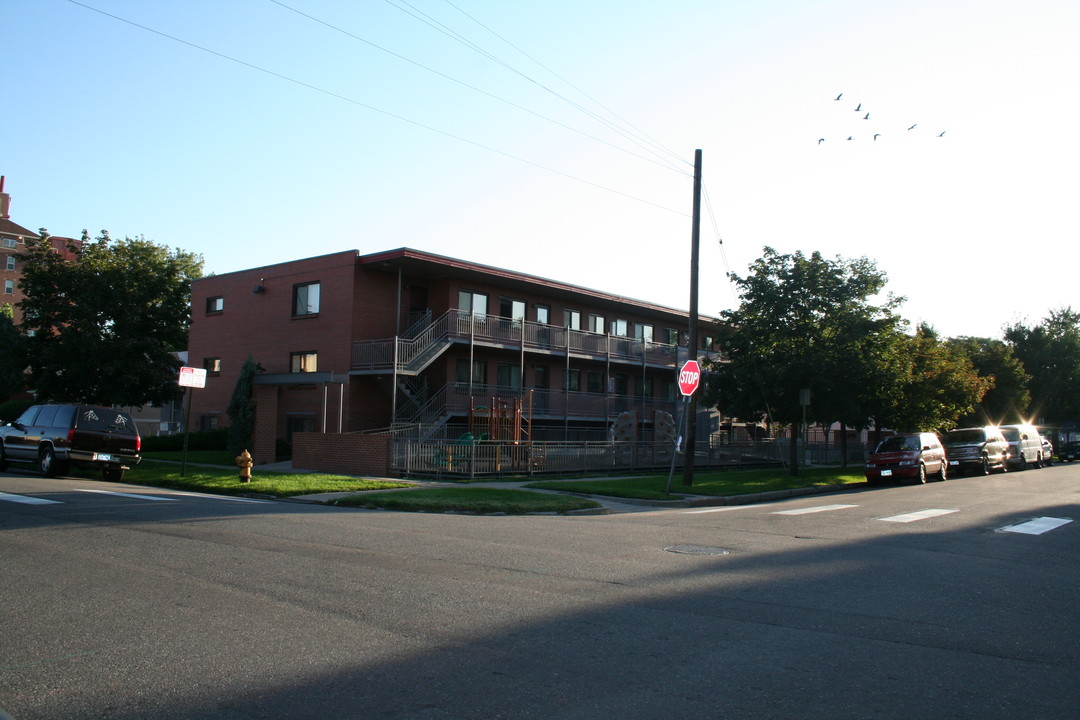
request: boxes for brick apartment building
[187,247,722,461]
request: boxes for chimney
[0,176,10,219]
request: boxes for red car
[865,432,948,484]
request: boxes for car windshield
[876,436,921,452]
[945,429,985,444]
[1000,428,1020,441]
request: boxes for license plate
[881,469,892,477]
[95,453,114,462]
[950,460,959,466]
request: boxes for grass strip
[333,487,601,514]
[124,460,411,497]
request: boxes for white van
[999,424,1043,470]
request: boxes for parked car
[0,403,141,481]
[1041,436,1054,466]
[941,426,1009,475]
[1000,424,1043,470]
[1060,441,1080,462]
[865,432,948,484]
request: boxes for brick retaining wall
[292,432,393,477]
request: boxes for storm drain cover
[664,545,730,556]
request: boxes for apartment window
[456,358,486,385]
[203,357,221,375]
[635,324,654,342]
[499,297,526,322]
[563,368,581,391]
[611,319,628,336]
[588,314,604,333]
[206,296,224,314]
[535,305,550,324]
[664,328,680,345]
[458,290,488,318]
[293,281,320,316]
[587,371,605,394]
[4,255,14,271]
[290,351,318,373]
[199,414,220,431]
[3,280,12,295]
[610,373,628,394]
[286,415,316,442]
[636,377,654,398]
[0,238,16,249]
[564,309,581,330]
[497,363,522,391]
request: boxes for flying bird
[874,134,881,141]
[863,112,870,120]
[847,136,853,141]
[938,131,946,137]
[854,103,862,111]
[834,93,843,101]
[907,124,917,130]
[818,138,826,144]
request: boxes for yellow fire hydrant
[235,449,254,483]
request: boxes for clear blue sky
[4,0,1078,338]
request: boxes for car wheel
[39,446,58,477]
[103,467,125,482]
[980,456,990,475]
[938,462,948,481]
[1018,455,1027,471]
[916,464,927,484]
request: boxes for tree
[0,304,27,402]
[703,247,906,473]
[16,230,203,406]
[1004,307,1080,424]
[879,324,993,432]
[227,355,261,456]
[948,336,1030,425]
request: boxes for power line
[269,0,690,178]
[64,0,690,218]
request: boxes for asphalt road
[2,464,1078,719]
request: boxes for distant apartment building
[187,248,722,457]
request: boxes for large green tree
[16,230,203,406]
[703,247,906,473]
[0,304,26,402]
[1004,307,1080,424]
[948,336,1030,425]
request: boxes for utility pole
[683,149,702,486]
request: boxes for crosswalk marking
[771,504,859,515]
[74,489,179,502]
[0,491,63,505]
[1000,517,1073,535]
[167,491,270,504]
[683,504,769,514]
[880,508,959,523]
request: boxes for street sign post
[178,366,207,475]
[667,360,703,491]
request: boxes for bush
[142,428,228,452]
[0,399,34,425]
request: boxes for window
[587,371,605,394]
[3,280,12,295]
[611,319,628,336]
[497,363,522,391]
[290,352,318,373]
[535,305,550,324]
[563,368,581,391]
[664,328,680,345]
[588,314,605,333]
[286,415,315,442]
[499,297,525,322]
[4,255,14,271]
[293,281,320,316]
[636,377,654,398]
[1,238,16,249]
[458,290,487,318]
[199,414,220,431]
[456,359,486,385]
[564,309,581,330]
[206,296,224,314]
[635,324,654,342]
[204,357,221,375]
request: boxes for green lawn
[124,460,412,497]
[332,487,602,514]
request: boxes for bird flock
[818,92,946,145]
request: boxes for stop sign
[678,360,701,396]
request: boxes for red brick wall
[291,432,393,477]
[251,385,279,464]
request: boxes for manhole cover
[664,545,730,556]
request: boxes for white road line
[167,491,270,504]
[1000,517,1073,535]
[683,504,770,514]
[880,508,959,523]
[771,504,859,515]
[0,491,63,505]
[74,489,179,502]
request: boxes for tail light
[135,436,141,452]
[67,429,76,444]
